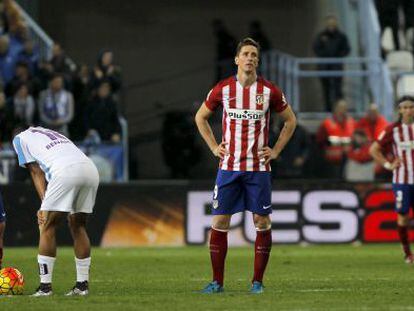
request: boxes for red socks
[397,225,412,257]
[209,228,272,285]
[253,229,272,283]
[209,228,228,286]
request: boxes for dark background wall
[36,0,329,178]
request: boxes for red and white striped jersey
[377,122,414,184]
[205,76,288,171]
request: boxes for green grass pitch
[0,245,413,310]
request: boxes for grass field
[0,245,413,310]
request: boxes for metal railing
[259,0,394,121]
[357,0,394,120]
[261,52,391,119]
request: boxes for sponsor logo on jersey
[397,141,414,150]
[213,200,219,209]
[227,108,265,120]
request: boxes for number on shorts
[396,190,403,210]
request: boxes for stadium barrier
[2,181,405,247]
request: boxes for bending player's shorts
[41,161,99,214]
[392,183,414,214]
[0,191,5,222]
[212,169,272,215]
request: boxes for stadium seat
[396,74,414,97]
[386,51,414,71]
[381,27,395,52]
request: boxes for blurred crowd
[0,0,123,147]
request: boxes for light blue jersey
[12,127,91,181]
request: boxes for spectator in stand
[273,120,310,178]
[8,21,28,56]
[69,64,93,141]
[84,80,121,143]
[212,19,237,82]
[345,129,374,181]
[316,99,356,179]
[312,14,350,112]
[17,39,39,75]
[375,0,414,52]
[357,103,390,179]
[5,61,41,98]
[6,82,35,129]
[0,91,14,142]
[38,73,74,136]
[249,20,271,52]
[92,50,121,94]
[357,103,389,141]
[0,35,18,84]
[38,43,74,88]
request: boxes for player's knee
[212,218,230,230]
[68,214,87,232]
[398,214,410,226]
[253,215,271,230]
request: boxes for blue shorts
[392,184,414,214]
[212,170,272,215]
[0,191,5,222]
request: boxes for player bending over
[12,126,99,296]
[195,38,296,293]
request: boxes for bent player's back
[13,126,91,181]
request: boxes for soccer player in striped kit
[370,96,414,263]
[195,38,297,293]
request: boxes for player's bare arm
[195,103,228,159]
[369,141,401,170]
[27,162,48,226]
[27,163,47,201]
[259,105,297,165]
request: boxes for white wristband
[383,162,392,170]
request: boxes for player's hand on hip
[391,158,402,170]
[259,146,278,165]
[213,142,228,159]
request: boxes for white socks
[38,255,56,284]
[37,255,91,284]
[75,257,91,282]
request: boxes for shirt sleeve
[204,83,222,111]
[376,126,393,149]
[12,135,36,168]
[270,85,288,113]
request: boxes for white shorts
[41,161,99,214]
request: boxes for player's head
[235,37,260,73]
[397,95,414,122]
